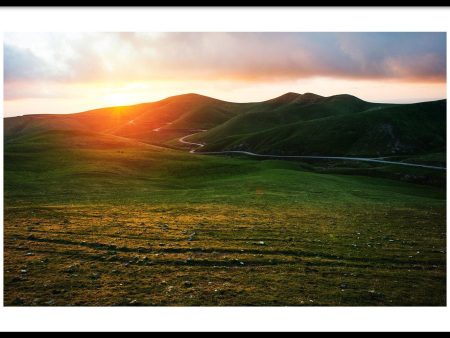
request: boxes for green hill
[4,119,446,306]
[5,92,446,159]
[4,93,254,145]
[196,98,445,157]
[4,93,446,306]
[192,93,384,145]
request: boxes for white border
[0,7,448,32]
[0,7,449,332]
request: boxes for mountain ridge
[5,92,446,158]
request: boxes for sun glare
[101,92,138,107]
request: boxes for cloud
[334,32,446,81]
[4,32,446,100]
[4,44,54,82]
[126,32,445,82]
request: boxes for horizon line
[4,91,447,118]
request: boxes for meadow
[3,129,446,306]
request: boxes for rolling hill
[196,99,446,157]
[3,92,446,306]
[5,92,446,160]
[4,94,246,139]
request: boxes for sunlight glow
[4,32,446,117]
[101,92,139,107]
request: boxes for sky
[3,32,447,117]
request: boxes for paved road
[178,131,446,170]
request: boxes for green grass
[197,99,446,158]
[195,93,382,145]
[4,93,252,142]
[6,92,446,160]
[3,130,446,306]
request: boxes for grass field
[197,99,446,157]
[3,130,446,306]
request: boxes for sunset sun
[101,92,139,107]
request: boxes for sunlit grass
[3,130,446,306]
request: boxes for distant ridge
[4,92,446,158]
[264,92,324,105]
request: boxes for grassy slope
[7,93,446,161]
[4,93,252,144]
[194,94,382,144]
[4,105,149,141]
[198,99,446,157]
[4,130,446,306]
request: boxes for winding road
[179,133,207,153]
[177,131,446,170]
